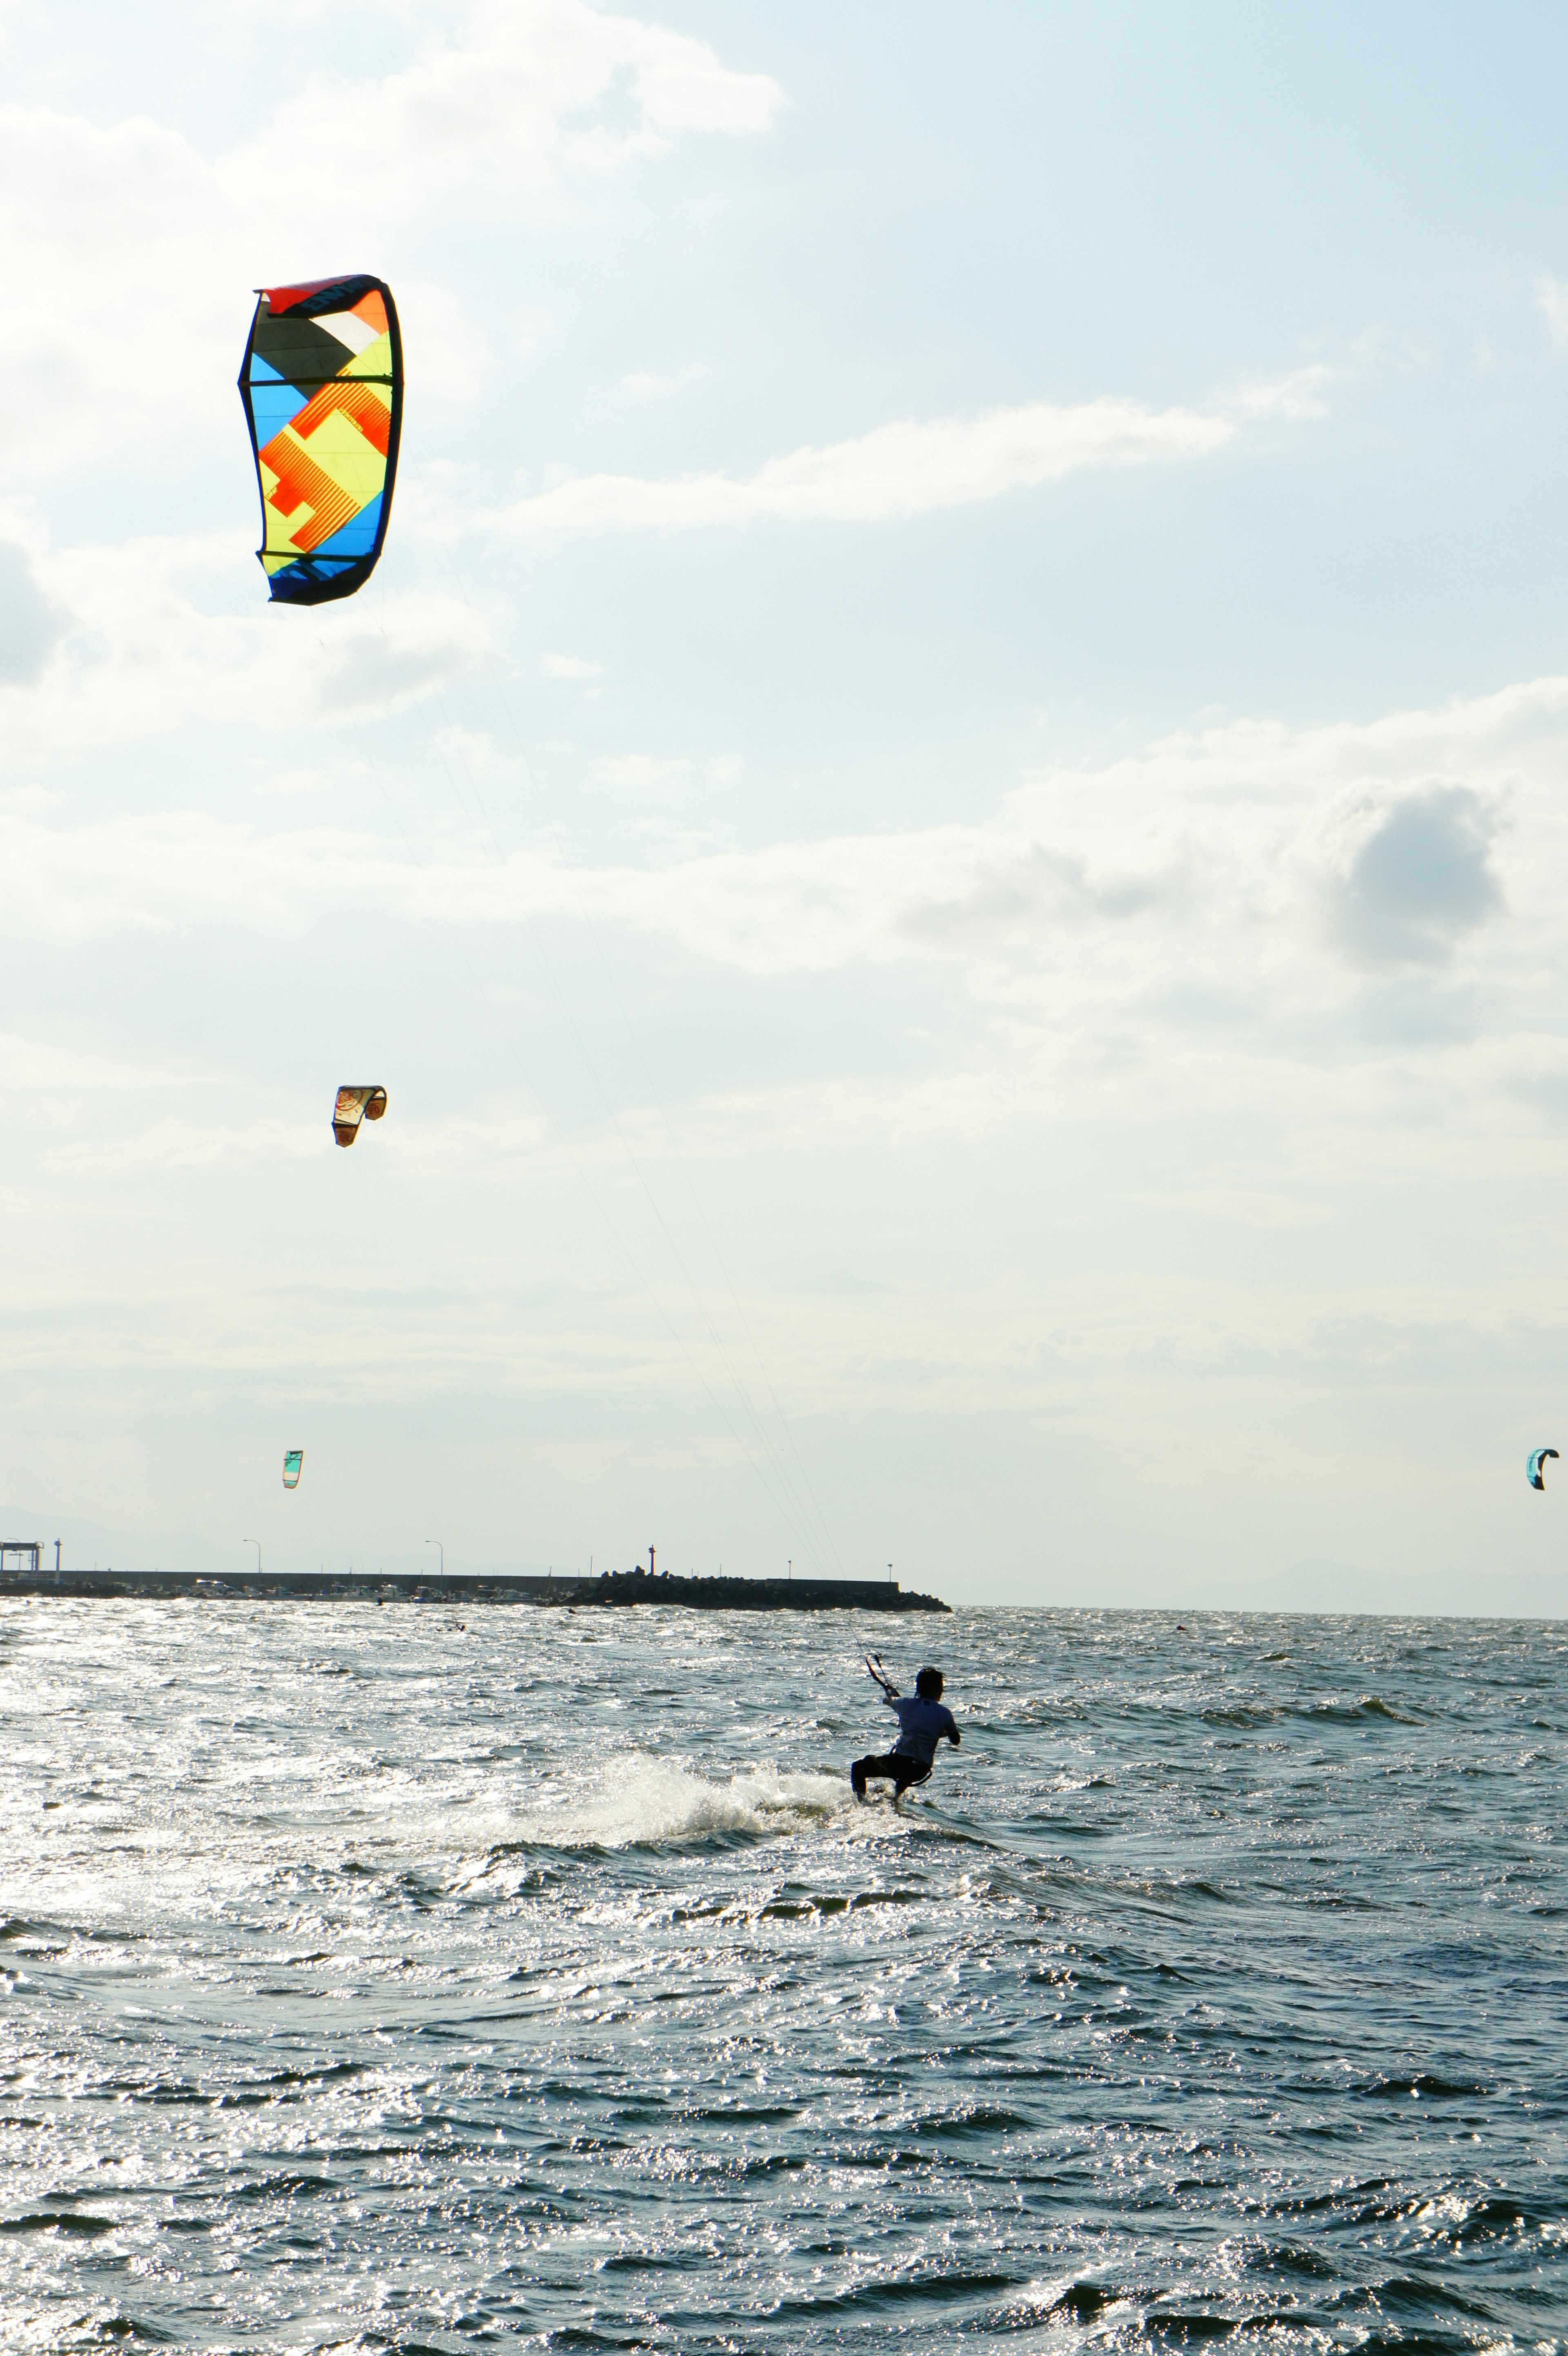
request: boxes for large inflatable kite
[238,274,403,604]
[283,1450,303,1490]
[1527,1446,1558,1490]
[333,1086,387,1147]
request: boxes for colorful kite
[283,1450,304,1489]
[1527,1447,1559,1490]
[238,274,403,604]
[333,1086,388,1147]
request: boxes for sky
[4,2,1568,1612]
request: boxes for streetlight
[245,1539,262,1574]
[425,1539,444,1577]
[888,1561,893,1587]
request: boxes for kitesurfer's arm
[866,1655,900,1705]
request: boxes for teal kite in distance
[1527,1447,1558,1490]
[283,1450,303,1489]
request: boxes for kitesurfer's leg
[853,1751,911,1799]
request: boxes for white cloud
[489,372,1327,534]
[1219,363,1335,421]
[0,102,233,474]
[254,757,378,800]
[1325,785,1501,966]
[0,1028,207,1109]
[432,724,521,778]
[229,0,782,213]
[1536,274,1568,345]
[595,753,690,786]
[0,531,489,770]
[0,673,1542,969]
[392,280,494,405]
[0,2,782,477]
[1,673,1564,1169]
[1131,1189,1333,1229]
[0,540,63,681]
[543,651,604,679]
[40,1116,324,1180]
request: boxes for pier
[0,1566,949,1612]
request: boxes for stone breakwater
[0,1567,950,1612]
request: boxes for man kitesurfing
[851,1656,959,1801]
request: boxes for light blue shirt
[886,1692,958,1768]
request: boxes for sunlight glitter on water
[0,1601,1564,2351]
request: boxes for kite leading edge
[238,274,403,605]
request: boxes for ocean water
[0,1602,1564,2354]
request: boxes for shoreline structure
[0,1566,950,1612]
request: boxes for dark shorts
[853,1750,931,1794]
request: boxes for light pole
[245,1539,262,1575]
[888,1561,893,1587]
[425,1539,443,1577]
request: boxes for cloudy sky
[5,1,1568,1612]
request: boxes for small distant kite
[283,1450,303,1490]
[333,1086,387,1147]
[238,274,403,605]
[1527,1447,1559,1490]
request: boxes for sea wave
[501,1754,853,1850]
[2,1603,1564,2353]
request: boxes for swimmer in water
[851,1658,959,1800]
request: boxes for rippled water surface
[1,1601,1565,2352]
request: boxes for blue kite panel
[247,379,310,444]
[310,492,383,561]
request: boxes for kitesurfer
[851,1659,959,1800]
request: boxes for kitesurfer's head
[915,1666,943,1700]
